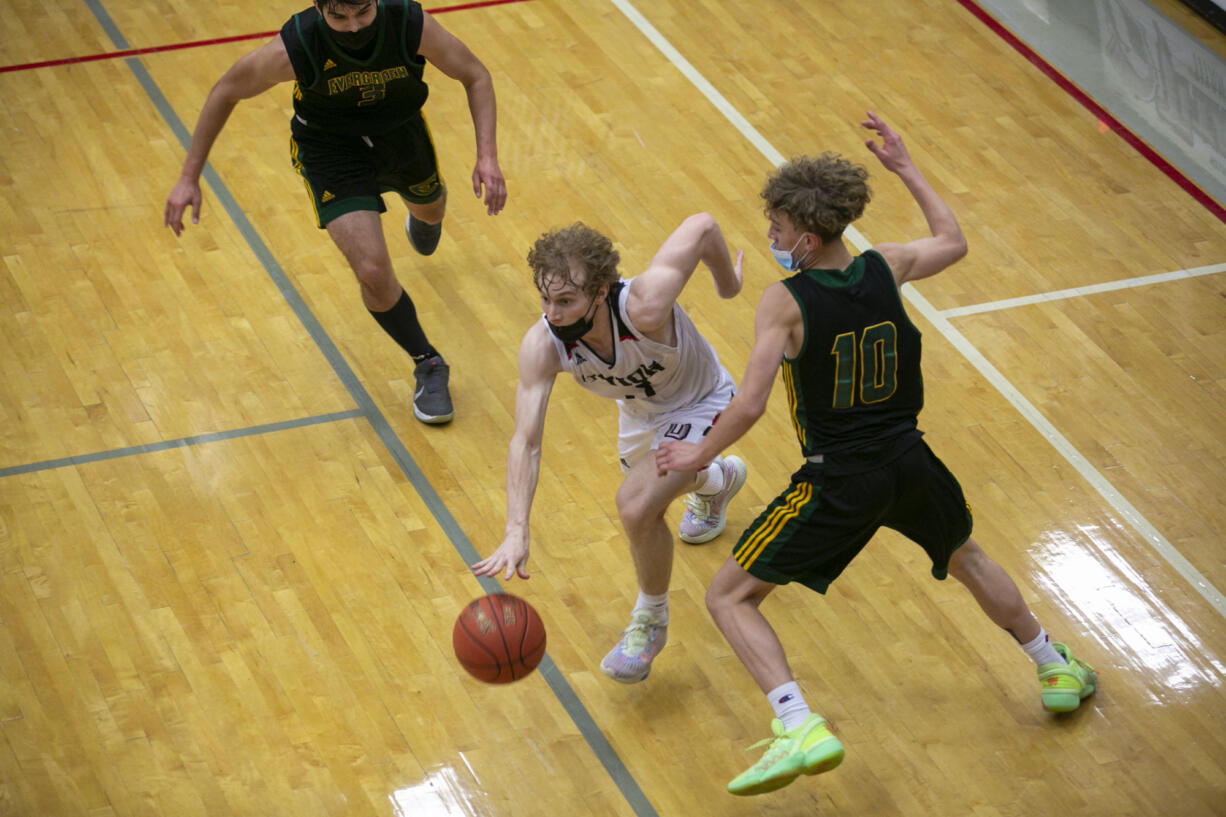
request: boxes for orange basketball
[452,593,546,684]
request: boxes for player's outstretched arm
[471,324,559,580]
[655,282,796,475]
[164,37,294,235]
[627,212,743,334]
[418,12,506,215]
[860,111,967,286]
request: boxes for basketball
[452,593,547,684]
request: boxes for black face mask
[548,295,601,343]
[332,22,377,52]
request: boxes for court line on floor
[608,0,1226,621]
[939,262,1226,318]
[0,411,364,479]
[82,1,659,815]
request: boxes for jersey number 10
[830,322,898,408]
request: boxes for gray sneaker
[405,214,442,256]
[412,355,454,424]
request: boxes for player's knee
[351,260,398,301]
[408,189,447,224]
[705,565,763,618]
[704,582,730,620]
[616,496,655,534]
[948,538,986,581]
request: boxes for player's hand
[471,537,529,580]
[472,155,506,215]
[861,110,913,174]
[164,177,203,236]
[655,440,711,477]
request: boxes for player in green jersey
[165,0,506,424]
[656,112,1097,796]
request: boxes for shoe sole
[413,409,454,424]
[599,643,664,684]
[599,663,650,684]
[1041,664,1097,712]
[1042,676,1097,712]
[678,455,748,545]
[727,735,844,796]
[802,738,845,775]
[728,774,800,797]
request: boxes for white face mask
[769,235,806,272]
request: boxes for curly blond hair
[761,154,872,241]
[527,223,620,296]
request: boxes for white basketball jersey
[545,279,733,421]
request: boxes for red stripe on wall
[956,0,1226,225]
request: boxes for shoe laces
[683,492,714,521]
[745,733,794,771]
[619,610,660,654]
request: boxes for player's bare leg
[600,459,694,682]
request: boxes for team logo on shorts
[409,174,440,197]
[663,423,692,441]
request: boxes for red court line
[957,0,1226,226]
[0,0,530,74]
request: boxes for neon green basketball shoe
[1038,642,1098,712]
[727,713,844,797]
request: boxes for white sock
[767,681,811,730]
[695,457,725,495]
[634,591,668,624]
[1020,627,1065,666]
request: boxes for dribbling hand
[164,177,203,236]
[471,537,529,580]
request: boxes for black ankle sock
[369,290,436,360]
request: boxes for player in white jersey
[471,213,748,683]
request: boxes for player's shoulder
[759,279,797,306]
[756,279,803,326]
[520,320,563,367]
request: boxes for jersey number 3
[830,322,898,408]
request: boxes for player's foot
[413,354,454,424]
[679,455,747,544]
[1038,642,1097,712]
[600,609,667,683]
[405,214,442,256]
[727,714,844,797]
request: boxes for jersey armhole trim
[289,14,319,87]
[781,280,808,363]
[401,0,427,64]
[867,249,923,337]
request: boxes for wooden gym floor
[2,0,1225,815]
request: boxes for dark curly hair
[317,0,372,11]
[761,154,872,241]
[527,223,621,297]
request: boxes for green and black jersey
[281,0,430,136]
[781,249,925,474]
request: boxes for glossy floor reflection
[1031,526,1225,699]
[390,763,488,817]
